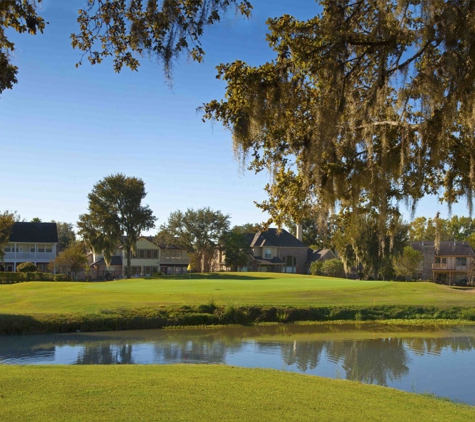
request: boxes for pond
[1,323,475,405]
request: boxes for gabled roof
[9,222,58,243]
[411,241,475,256]
[306,248,335,263]
[250,228,307,248]
[91,255,123,267]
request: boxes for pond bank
[3,304,475,335]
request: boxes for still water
[2,323,475,405]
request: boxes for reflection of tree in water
[76,344,133,364]
[277,341,324,372]
[325,339,409,386]
[406,337,475,356]
[153,334,242,364]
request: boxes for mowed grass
[1,273,475,315]
[1,365,474,422]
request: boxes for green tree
[157,208,230,272]
[16,262,37,272]
[330,211,408,280]
[223,227,251,271]
[0,0,45,95]
[77,174,156,278]
[31,217,42,223]
[50,242,87,280]
[0,210,17,268]
[54,221,77,252]
[393,246,423,281]
[1,0,251,94]
[321,259,345,278]
[203,0,475,229]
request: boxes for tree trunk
[126,248,131,278]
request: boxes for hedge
[0,272,71,284]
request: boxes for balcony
[3,252,55,262]
[432,263,467,271]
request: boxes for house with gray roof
[411,241,475,285]
[1,222,58,272]
[228,228,335,274]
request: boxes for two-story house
[411,241,475,285]
[1,222,58,272]
[89,236,189,278]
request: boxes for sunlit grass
[1,272,475,315]
[1,365,474,421]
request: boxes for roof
[91,255,123,267]
[250,228,308,248]
[306,248,336,263]
[411,241,475,256]
[9,222,58,243]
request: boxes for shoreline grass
[2,273,475,334]
[1,365,474,421]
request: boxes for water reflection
[2,324,475,405]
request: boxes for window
[38,246,45,253]
[152,250,158,259]
[146,249,152,259]
[139,250,145,259]
[456,257,467,266]
[264,248,272,259]
[30,246,35,253]
[4,246,10,252]
[442,258,447,264]
[45,245,52,253]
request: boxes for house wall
[277,247,309,274]
[3,242,57,271]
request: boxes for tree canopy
[77,174,156,278]
[157,207,230,272]
[0,210,17,267]
[203,0,475,228]
[1,0,251,95]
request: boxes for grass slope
[1,273,475,315]
[1,365,474,421]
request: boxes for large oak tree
[78,174,156,278]
[203,0,475,230]
[1,0,251,94]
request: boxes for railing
[3,252,55,261]
[432,263,468,271]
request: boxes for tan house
[411,241,475,285]
[1,222,58,272]
[89,237,189,278]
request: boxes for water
[1,323,475,405]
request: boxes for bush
[17,262,37,272]
[309,261,323,275]
[321,259,345,278]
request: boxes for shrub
[321,259,345,278]
[17,262,37,273]
[309,261,323,275]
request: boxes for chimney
[296,224,303,241]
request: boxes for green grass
[1,272,475,315]
[1,365,474,421]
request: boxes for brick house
[411,241,475,285]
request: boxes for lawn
[1,273,475,315]
[1,365,474,421]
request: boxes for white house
[1,222,58,272]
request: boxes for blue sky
[0,0,470,233]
